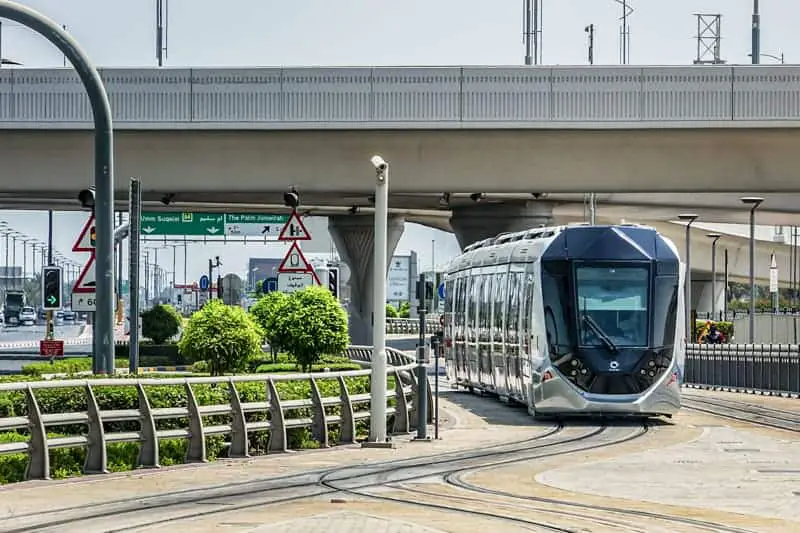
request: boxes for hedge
[0,373,382,484]
[694,319,734,341]
[114,343,185,365]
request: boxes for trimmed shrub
[141,304,182,344]
[178,300,263,376]
[275,286,349,372]
[386,304,399,318]
[249,291,289,361]
[694,319,734,342]
[0,373,374,484]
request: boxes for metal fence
[730,315,800,344]
[684,343,800,395]
[0,347,426,481]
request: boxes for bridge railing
[0,346,427,481]
[386,317,441,336]
[684,343,800,396]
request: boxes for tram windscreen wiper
[581,313,619,354]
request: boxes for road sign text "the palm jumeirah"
[140,212,289,237]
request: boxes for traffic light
[42,266,62,310]
[78,186,95,209]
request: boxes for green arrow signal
[47,295,57,305]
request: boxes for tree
[386,303,399,318]
[398,301,411,318]
[250,291,289,362]
[276,285,349,372]
[178,299,263,376]
[141,304,182,344]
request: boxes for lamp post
[678,214,699,343]
[707,233,722,320]
[740,196,764,342]
[365,154,391,447]
[747,52,784,63]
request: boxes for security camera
[370,155,387,172]
[78,186,95,209]
[161,193,175,206]
[531,192,548,199]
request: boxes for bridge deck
[1,65,799,129]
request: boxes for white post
[366,155,390,446]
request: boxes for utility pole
[156,0,169,67]
[585,23,596,225]
[752,0,760,64]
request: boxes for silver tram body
[442,223,684,418]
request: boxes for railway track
[0,423,566,532]
[681,393,799,433]
[1,422,646,532]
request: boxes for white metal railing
[386,317,441,335]
[1,65,798,126]
[0,347,424,481]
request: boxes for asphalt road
[0,335,425,374]
[0,324,84,343]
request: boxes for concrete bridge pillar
[329,214,406,345]
[449,200,555,249]
[692,278,726,320]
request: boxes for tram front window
[575,265,649,348]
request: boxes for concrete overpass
[3,64,800,341]
[2,65,800,199]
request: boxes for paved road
[0,335,435,374]
[0,324,84,342]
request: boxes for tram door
[491,268,509,396]
[518,265,536,405]
[444,276,457,382]
[466,274,480,385]
[504,268,521,399]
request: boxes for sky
[0,0,792,284]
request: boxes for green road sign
[140,212,290,237]
[141,212,224,236]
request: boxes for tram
[442,223,683,418]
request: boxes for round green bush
[274,285,350,372]
[178,299,264,376]
[141,304,182,344]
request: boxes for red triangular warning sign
[278,210,311,241]
[73,214,96,252]
[73,254,96,293]
[278,241,315,273]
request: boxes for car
[19,307,36,326]
[62,309,76,322]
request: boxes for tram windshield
[575,265,649,348]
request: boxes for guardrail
[386,317,441,336]
[0,347,427,481]
[684,343,800,396]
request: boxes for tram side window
[506,273,519,342]
[465,274,475,332]
[454,276,465,327]
[470,274,481,333]
[445,278,455,315]
[494,272,507,340]
[652,275,679,347]
[521,271,535,336]
[481,274,492,332]
[541,270,571,351]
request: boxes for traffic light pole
[128,178,141,374]
[414,273,430,441]
[46,210,54,341]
